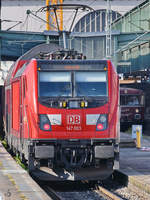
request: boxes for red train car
[120,87,145,131]
[4,44,119,181]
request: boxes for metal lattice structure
[106,0,112,58]
[46,0,63,31]
[112,0,150,73]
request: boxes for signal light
[62,101,67,108]
[96,123,104,130]
[81,101,88,108]
[40,115,51,131]
[60,101,67,108]
[96,114,107,131]
[43,124,50,130]
[135,109,139,113]
[81,101,85,108]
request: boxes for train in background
[120,87,145,131]
[3,43,120,181]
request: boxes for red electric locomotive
[4,43,120,181]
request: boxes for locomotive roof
[5,43,111,85]
[37,59,108,64]
[5,43,63,84]
[19,43,63,60]
[36,59,109,71]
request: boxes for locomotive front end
[29,59,119,180]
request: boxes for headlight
[59,101,67,108]
[99,115,107,123]
[81,101,88,108]
[40,115,51,131]
[135,109,139,113]
[96,114,108,131]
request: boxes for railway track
[44,186,62,200]
[96,185,123,200]
[42,181,124,200]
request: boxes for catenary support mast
[106,0,112,58]
[46,0,63,31]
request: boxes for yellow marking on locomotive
[62,101,67,108]
[81,101,85,108]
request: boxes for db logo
[67,115,81,125]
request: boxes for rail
[43,186,62,200]
[97,185,123,200]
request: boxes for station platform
[0,142,51,200]
[119,132,150,197]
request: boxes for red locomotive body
[4,44,119,181]
[120,87,145,131]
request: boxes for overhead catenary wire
[26,9,57,30]
[20,14,29,31]
[17,0,115,34]
[28,1,95,32]
[2,0,148,64]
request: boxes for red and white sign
[67,115,81,125]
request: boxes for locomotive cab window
[39,72,72,97]
[38,71,108,98]
[75,72,108,97]
[120,95,143,106]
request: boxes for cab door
[5,86,11,135]
[19,76,27,146]
[19,78,23,146]
[12,80,20,133]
